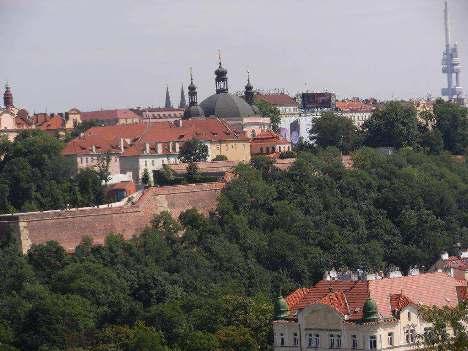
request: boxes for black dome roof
[183,105,205,119]
[199,93,257,118]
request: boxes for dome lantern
[244,70,254,105]
[183,68,205,119]
[215,50,228,94]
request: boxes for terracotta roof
[63,118,249,156]
[33,114,65,130]
[106,181,136,195]
[389,293,413,312]
[256,93,298,107]
[80,109,141,122]
[441,256,468,270]
[140,107,185,113]
[168,161,238,175]
[368,272,462,318]
[336,101,375,113]
[285,272,465,321]
[251,131,290,145]
[290,280,368,321]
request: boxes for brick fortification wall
[0,182,224,253]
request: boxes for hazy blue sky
[1,0,467,112]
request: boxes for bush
[279,150,296,159]
[213,155,228,161]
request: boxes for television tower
[441,1,464,101]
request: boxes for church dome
[183,105,205,119]
[199,93,257,118]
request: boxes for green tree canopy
[310,111,361,153]
[178,139,208,163]
[363,101,420,148]
[254,100,281,133]
[433,99,468,155]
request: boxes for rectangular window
[329,334,335,349]
[280,333,285,346]
[408,311,411,321]
[369,335,377,350]
[352,335,357,349]
[151,160,155,166]
[410,329,416,343]
[336,334,341,348]
[293,332,298,346]
[308,334,319,348]
[388,332,394,346]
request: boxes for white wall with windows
[273,304,433,351]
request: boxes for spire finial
[218,49,222,66]
[190,67,193,83]
[247,70,250,83]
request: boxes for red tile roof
[389,293,413,312]
[80,109,141,122]
[33,114,65,131]
[441,256,468,270]
[336,101,375,113]
[63,118,249,156]
[251,131,290,145]
[368,272,463,318]
[285,272,465,321]
[256,93,298,107]
[290,280,368,320]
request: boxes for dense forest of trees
[0,146,467,350]
[311,99,468,155]
[0,130,106,213]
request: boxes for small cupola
[274,293,289,320]
[362,297,379,322]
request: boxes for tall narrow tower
[165,85,172,108]
[3,83,13,108]
[179,84,187,109]
[441,1,464,101]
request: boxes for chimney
[388,267,402,279]
[145,143,150,154]
[441,251,449,260]
[174,119,182,127]
[460,250,468,259]
[120,138,124,153]
[92,145,96,153]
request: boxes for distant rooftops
[256,93,298,107]
[80,109,141,122]
[62,118,249,156]
[336,100,376,113]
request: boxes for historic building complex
[273,268,467,350]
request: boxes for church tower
[165,86,172,108]
[179,84,187,108]
[3,83,13,108]
[244,71,254,105]
[215,51,228,94]
[183,68,205,119]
